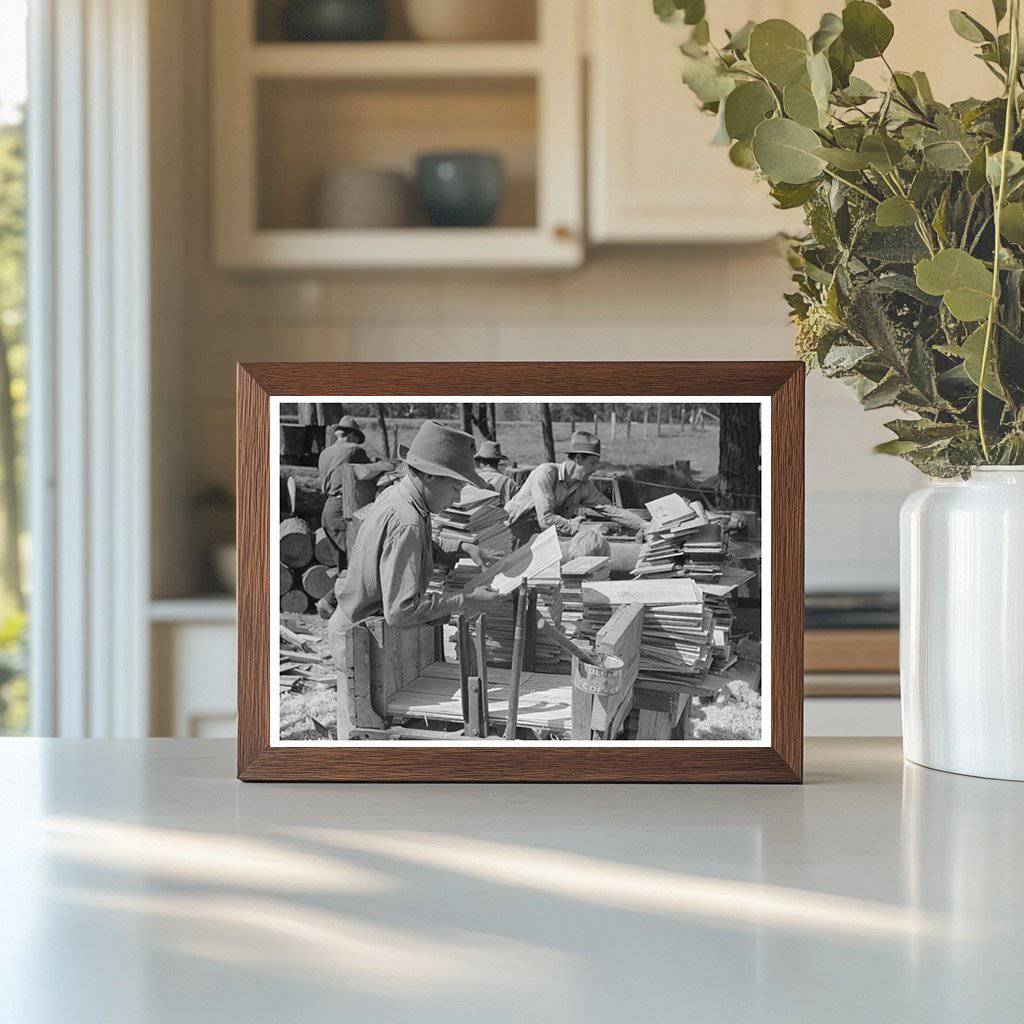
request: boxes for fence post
[610,411,617,440]
[643,409,649,439]
[593,412,599,437]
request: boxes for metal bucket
[572,653,625,695]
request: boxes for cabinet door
[588,1,814,243]
[588,1,1003,245]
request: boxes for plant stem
[979,0,1021,462]
[821,167,879,203]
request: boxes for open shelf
[257,76,538,232]
[254,0,538,45]
[213,0,581,268]
[249,42,544,77]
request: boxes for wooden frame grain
[237,362,804,782]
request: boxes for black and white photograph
[271,397,768,745]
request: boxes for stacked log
[278,514,342,613]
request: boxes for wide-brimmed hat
[474,440,507,463]
[335,415,365,443]
[406,421,484,487]
[565,430,601,457]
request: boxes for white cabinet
[588,1,812,243]
[586,0,998,244]
[211,0,584,269]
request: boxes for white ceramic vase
[900,467,1024,780]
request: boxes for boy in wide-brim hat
[474,439,517,504]
[318,414,393,564]
[328,421,505,730]
[504,429,648,547]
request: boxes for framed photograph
[237,362,803,782]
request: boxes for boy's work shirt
[333,475,465,630]
[505,461,646,536]
[318,440,370,496]
[476,465,517,504]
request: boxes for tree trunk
[716,404,760,511]
[375,404,391,459]
[0,326,21,608]
[539,403,556,463]
[461,404,473,435]
[488,403,498,442]
[279,465,323,518]
[280,517,314,568]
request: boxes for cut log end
[281,589,310,614]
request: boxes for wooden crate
[342,617,440,731]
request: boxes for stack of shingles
[433,485,513,556]
[428,486,513,599]
[561,555,612,637]
[632,494,716,579]
[697,567,756,673]
[279,621,336,692]
[579,578,717,691]
[280,517,340,614]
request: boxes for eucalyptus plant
[659,0,1024,474]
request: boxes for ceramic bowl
[403,0,534,42]
[280,0,388,42]
[414,152,504,227]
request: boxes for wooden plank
[582,578,702,606]
[571,682,595,740]
[465,526,561,596]
[586,602,645,739]
[346,625,385,730]
[561,555,611,577]
[636,708,673,740]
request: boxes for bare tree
[539,403,556,463]
[716,404,760,511]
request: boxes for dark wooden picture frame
[237,361,804,782]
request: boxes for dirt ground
[278,612,336,741]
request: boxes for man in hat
[328,422,504,720]
[505,430,648,547]
[318,415,394,564]
[474,440,517,504]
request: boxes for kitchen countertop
[2,738,1021,1023]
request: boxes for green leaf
[807,51,833,110]
[728,140,758,169]
[814,146,872,170]
[724,20,755,53]
[885,418,963,443]
[912,71,935,105]
[748,19,810,87]
[654,0,705,25]
[836,75,877,104]
[915,249,994,321]
[862,374,902,409]
[948,10,993,44]
[770,179,820,208]
[690,20,710,46]
[810,12,843,54]
[993,0,1008,24]
[986,150,1024,190]
[909,165,936,205]
[875,196,918,228]
[923,141,973,171]
[959,324,1006,398]
[1000,202,1024,242]
[874,439,921,455]
[860,132,905,172]
[842,1,894,60]
[681,55,736,103]
[752,117,827,184]
[783,83,822,128]
[827,35,855,89]
[723,81,775,143]
[967,143,993,193]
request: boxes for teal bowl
[415,152,505,228]
[281,0,388,42]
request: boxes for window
[0,0,28,734]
